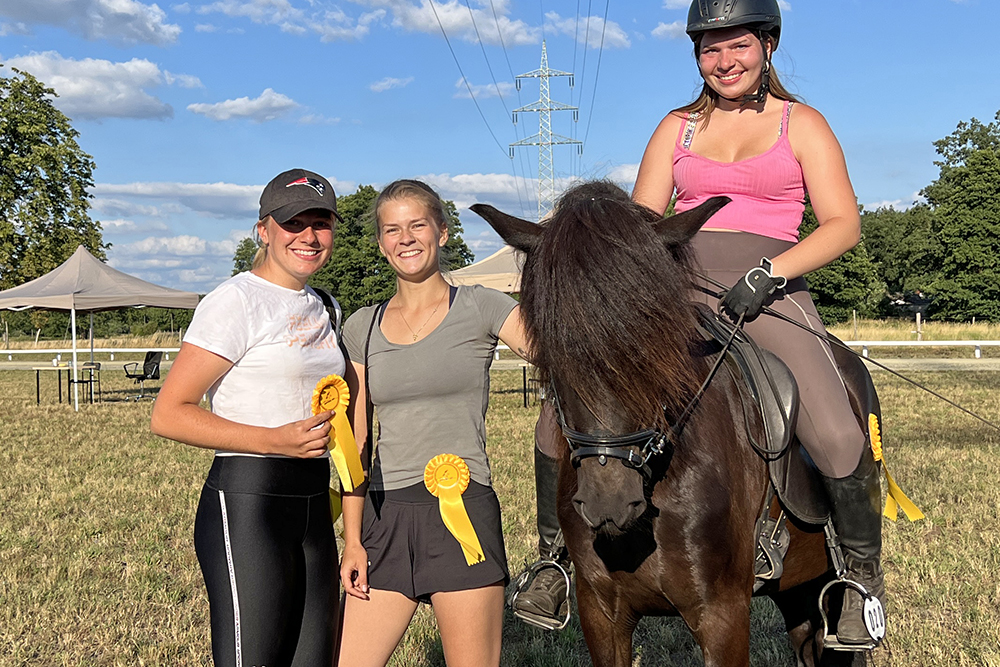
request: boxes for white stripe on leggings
[218,490,242,667]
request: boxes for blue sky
[0,0,994,293]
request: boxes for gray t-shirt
[342,284,517,491]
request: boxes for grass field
[2,362,999,666]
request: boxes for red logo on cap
[286,177,325,195]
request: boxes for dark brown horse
[472,181,867,667]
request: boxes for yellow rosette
[869,413,924,522]
[424,454,485,566]
[312,375,366,495]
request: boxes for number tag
[863,596,886,641]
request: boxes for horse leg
[772,583,868,667]
[681,595,752,667]
[575,574,637,667]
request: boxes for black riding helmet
[686,0,782,105]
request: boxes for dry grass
[2,366,999,666]
[3,332,183,351]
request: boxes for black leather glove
[719,259,787,322]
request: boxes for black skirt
[362,481,509,603]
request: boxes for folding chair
[123,351,162,400]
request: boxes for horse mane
[520,180,703,430]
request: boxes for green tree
[0,66,107,289]
[921,111,1000,321]
[860,204,942,305]
[800,198,885,323]
[232,236,257,275]
[309,185,474,318]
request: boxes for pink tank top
[672,100,805,242]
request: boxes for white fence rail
[497,341,1000,360]
[843,341,1000,359]
[3,348,179,362]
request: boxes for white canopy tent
[0,246,201,410]
[447,245,523,293]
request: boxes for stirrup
[507,559,572,631]
[818,522,885,652]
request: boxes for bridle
[550,312,746,481]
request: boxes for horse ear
[653,196,731,245]
[469,204,542,253]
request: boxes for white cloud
[92,182,261,218]
[778,1,791,10]
[100,218,170,234]
[4,52,173,120]
[0,21,29,36]
[354,0,539,46]
[606,163,639,188]
[164,71,204,88]
[297,113,341,125]
[864,192,924,212]
[194,23,217,31]
[545,11,630,49]
[662,0,688,8]
[370,76,414,92]
[196,0,384,41]
[187,88,299,122]
[92,178,356,219]
[652,20,686,40]
[0,0,181,45]
[453,77,514,100]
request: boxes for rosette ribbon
[869,413,924,522]
[424,454,485,566]
[312,375,366,494]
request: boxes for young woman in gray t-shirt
[337,180,530,667]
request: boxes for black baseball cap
[258,168,342,224]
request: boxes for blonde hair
[251,218,268,270]
[675,31,801,124]
[373,179,448,238]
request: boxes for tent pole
[71,308,79,412]
[89,312,95,363]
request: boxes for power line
[428,0,509,158]
[464,0,528,218]
[582,0,611,148]
[487,0,534,217]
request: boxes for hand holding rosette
[311,375,366,493]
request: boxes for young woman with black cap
[152,168,348,666]
[628,0,885,646]
[335,180,530,667]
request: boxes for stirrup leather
[818,522,886,652]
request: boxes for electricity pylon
[510,40,582,221]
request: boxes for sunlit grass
[2,367,998,666]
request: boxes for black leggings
[194,456,337,667]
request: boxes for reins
[553,311,747,479]
[694,271,1000,434]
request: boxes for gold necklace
[398,288,448,341]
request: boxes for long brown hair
[675,31,801,123]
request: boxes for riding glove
[720,258,787,322]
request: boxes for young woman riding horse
[514,1,885,644]
[631,0,884,646]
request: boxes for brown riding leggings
[689,231,866,479]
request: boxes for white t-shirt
[183,272,346,457]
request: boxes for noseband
[549,312,745,481]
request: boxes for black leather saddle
[695,307,877,526]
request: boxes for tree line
[806,111,1000,323]
[2,64,999,334]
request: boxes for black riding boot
[511,447,572,628]
[822,447,886,644]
